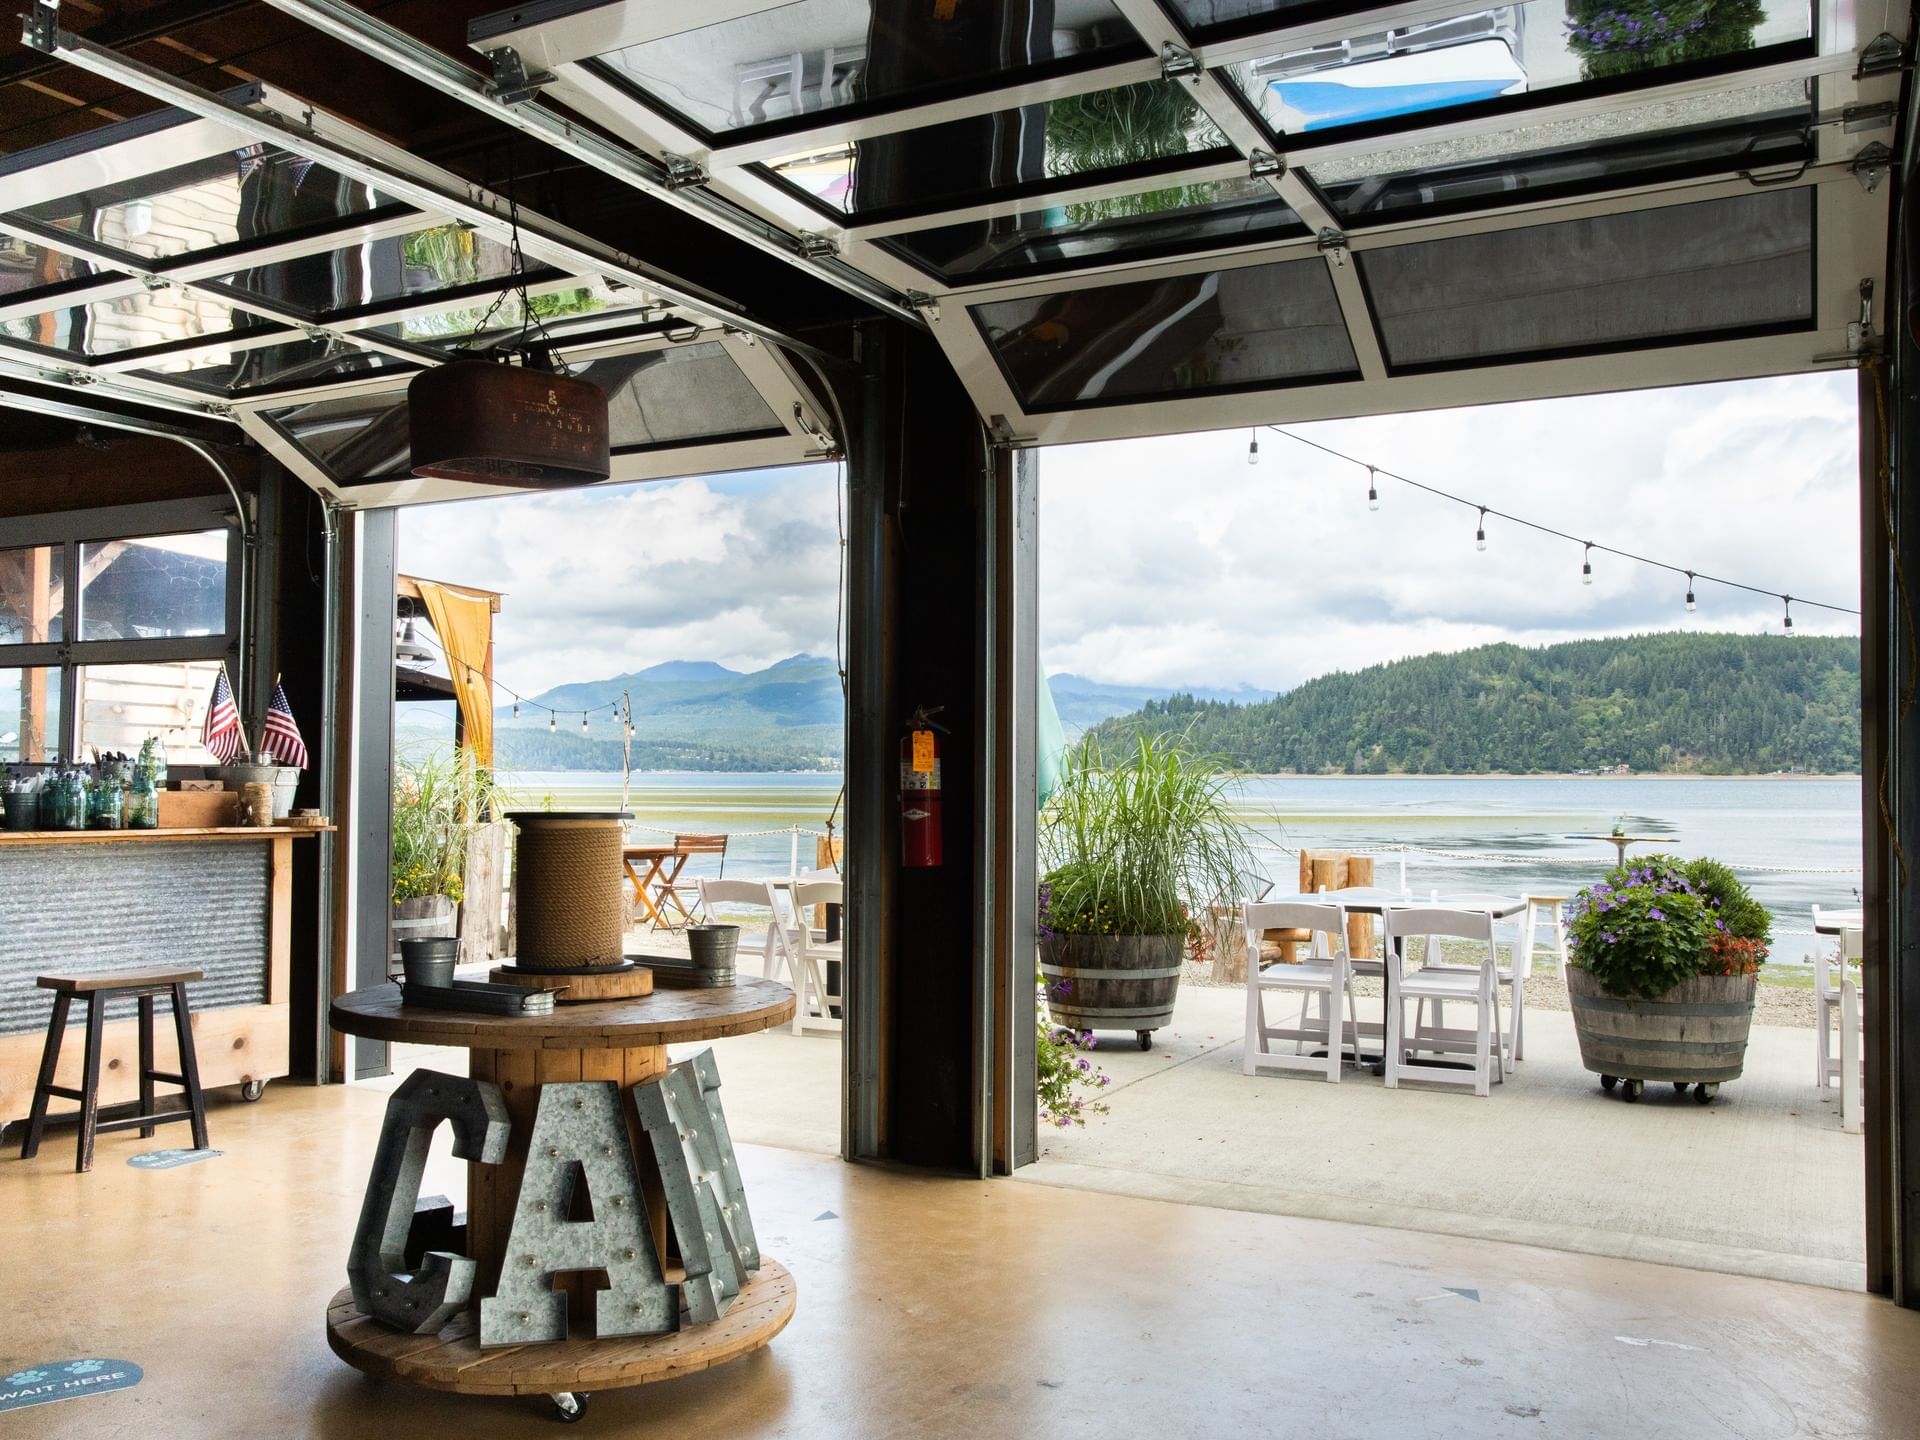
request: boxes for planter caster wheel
[1695,1083,1718,1105]
[549,1392,588,1424]
[1600,1074,1617,1093]
[1621,1078,1644,1102]
[1673,1081,1690,1095]
[1136,1031,1153,1052]
[240,1079,266,1102]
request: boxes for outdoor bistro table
[1813,907,1866,1134]
[324,977,797,1410]
[621,842,684,928]
[1568,833,1667,867]
[1263,888,1529,1072]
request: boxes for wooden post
[812,835,845,928]
[1345,855,1375,959]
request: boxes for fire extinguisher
[900,706,945,868]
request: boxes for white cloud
[1040,373,1861,692]
[398,374,1861,701]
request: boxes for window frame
[1,494,242,762]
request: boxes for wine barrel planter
[1566,966,1757,1102]
[1040,933,1185,1050]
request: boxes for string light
[512,700,519,718]
[548,714,556,733]
[1782,596,1794,632]
[1581,543,1593,586]
[1246,430,1259,466]
[581,713,590,734]
[1258,425,1859,619]
[1366,465,1379,512]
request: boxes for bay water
[496,771,1861,957]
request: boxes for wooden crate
[158,789,237,828]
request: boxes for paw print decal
[4,1370,47,1386]
[62,1361,105,1375]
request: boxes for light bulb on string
[1782,596,1794,632]
[1246,430,1259,466]
[1581,543,1593,586]
[1366,466,1379,512]
[548,713,556,734]
[1475,507,1487,552]
[581,713,590,734]
[1684,573,1696,613]
[512,700,519,718]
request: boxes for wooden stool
[20,967,209,1172]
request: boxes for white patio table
[1813,907,1865,1134]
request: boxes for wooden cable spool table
[326,977,797,1420]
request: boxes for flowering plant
[1566,854,1770,998]
[1564,0,1763,81]
[1036,971,1111,1128]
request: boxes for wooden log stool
[20,967,210,1172]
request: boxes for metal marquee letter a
[479,1081,672,1346]
[348,1070,510,1333]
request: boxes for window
[0,667,60,763]
[0,503,238,763]
[0,545,63,644]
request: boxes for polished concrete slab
[3,1081,1915,1439]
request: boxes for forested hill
[1086,634,1860,775]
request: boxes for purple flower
[1648,907,1666,921]
[1601,930,1617,944]
[1075,1057,1091,1072]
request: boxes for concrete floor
[3,1080,1917,1439]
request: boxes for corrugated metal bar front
[0,840,271,1033]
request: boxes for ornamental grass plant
[1566,854,1772,999]
[391,746,505,905]
[1039,732,1255,939]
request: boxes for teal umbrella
[1037,662,1069,807]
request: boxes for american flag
[260,681,308,771]
[202,666,243,763]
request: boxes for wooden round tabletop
[330,975,795,1051]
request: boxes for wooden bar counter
[0,826,327,1122]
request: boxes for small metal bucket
[399,937,459,988]
[686,924,739,979]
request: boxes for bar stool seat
[20,967,209,1173]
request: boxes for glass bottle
[49,772,86,831]
[125,772,159,829]
[86,775,124,830]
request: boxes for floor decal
[0,1360,142,1412]
[128,1148,222,1169]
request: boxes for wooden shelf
[0,825,331,847]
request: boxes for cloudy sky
[398,372,1861,700]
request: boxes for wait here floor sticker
[0,1360,142,1412]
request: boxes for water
[495,771,1861,959]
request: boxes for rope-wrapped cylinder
[508,812,627,971]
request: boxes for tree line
[1086,633,1859,775]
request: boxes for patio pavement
[383,939,1864,1293]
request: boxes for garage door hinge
[1856,32,1909,79]
[797,233,840,260]
[1160,43,1201,82]
[485,47,551,106]
[1851,142,1893,194]
[988,415,1035,448]
[1249,150,1285,181]
[906,291,941,321]
[21,2,57,53]
[662,154,708,190]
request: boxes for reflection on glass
[0,546,63,645]
[884,177,1303,281]
[78,658,225,765]
[765,80,1231,216]
[1225,0,1810,141]
[12,146,396,264]
[0,235,97,304]
[575,342,782,444]
[973,257,1355,407]
[596,0,1140,137]
[1162,2,1302,35]
[78,531,229,642]
[364,283,616,345]
[128,336,416,394]
[0,285,270,359]
[1306,81,1810,224]
[267,392,410,480]
[207,223,522,317]
[0,667,60,763]
[1359,187,1813,369]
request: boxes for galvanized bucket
[1566,966,1757,1085]
[1040,933,1185,1050]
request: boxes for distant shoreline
[1237,772,1859,782]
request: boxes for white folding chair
[1811,906,1863,1093]
[698,878,805,1000]
[789,879,844,1036]
[1380,907,1507,1096]
[1421,907,1529,1063]
[1242,900,1362,1083]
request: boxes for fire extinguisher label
[901,761,941,790]
[910,729,936,773]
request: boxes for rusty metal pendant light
[409,359,609,486]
